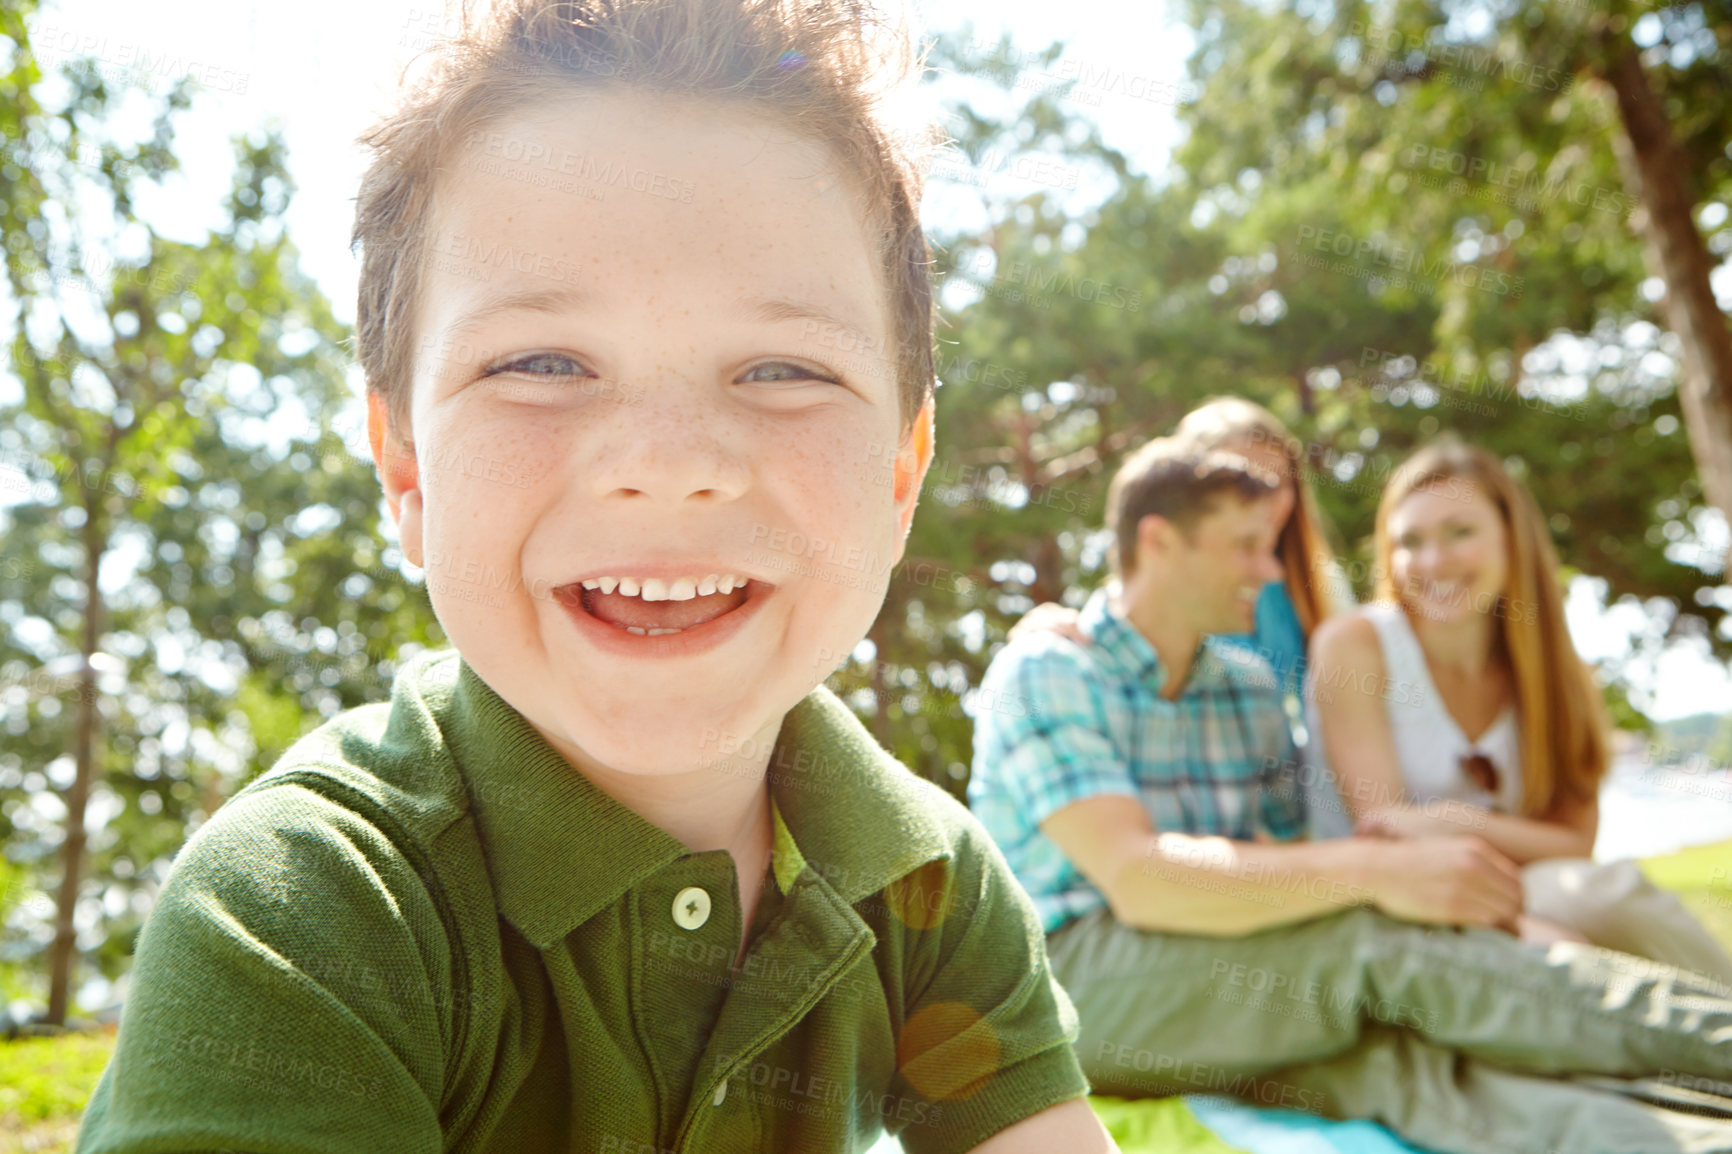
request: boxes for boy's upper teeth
[578,573,744,600]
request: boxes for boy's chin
[582,727,779,781]
[558,696,789,774]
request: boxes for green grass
[1638,837,1732,956]
[0,1028,115,1154]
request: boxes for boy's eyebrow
[745,296,881,352]
[445,286,595,343]
[442,288,881,353]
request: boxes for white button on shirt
[673,886,711,930]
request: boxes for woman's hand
[1007,602,1088,645]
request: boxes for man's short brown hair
[1105,437,1278,576]
[351,0,937,444]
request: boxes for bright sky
[8,0,1731,720]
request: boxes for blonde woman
[1306,438,1732,981]
[1011,397,1351,696]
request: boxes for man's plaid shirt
[968,587,1307,933]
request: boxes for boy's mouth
[557,572,756,636]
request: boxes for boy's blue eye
[740,361,839,385]
[490,353,591,379]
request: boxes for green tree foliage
[1168,0,1723,631]
[0,6,440,1020]
[830,6,1729,795]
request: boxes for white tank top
[1306,602,1523,818]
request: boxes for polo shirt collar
[761,683,954,902]
[1078,584,1228,698]
[434,656,950,948]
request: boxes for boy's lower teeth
[626,626,684,636]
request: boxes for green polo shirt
[77,650,1087,1153]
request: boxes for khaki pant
[1047,904,1732,1154]
[1523,858,1732,986]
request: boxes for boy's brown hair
[351,0,936,443]
[1105,437,1277,576]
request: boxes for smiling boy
[74,2,1112,1152]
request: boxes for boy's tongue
[582,586,745,631]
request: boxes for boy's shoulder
[769,683,1009,898]
[229,647,475,850]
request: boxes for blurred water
[1594,755,1732,862]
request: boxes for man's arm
[1041,794,1526,936]
[967,1097,1117,1153]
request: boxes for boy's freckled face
[392,90,923,777]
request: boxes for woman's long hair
[1373,439,1609,819]
[1175,397,1344,638]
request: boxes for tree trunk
[46,483,103,1027]
[1599,37,1732,569]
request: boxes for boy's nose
[585,387,751,505]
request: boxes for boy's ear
[366,391,426,569]
[890,398,935,551]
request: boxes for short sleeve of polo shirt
[881,809,1090,1154]
[76,782,449,1153]
[975,640,1136,825]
